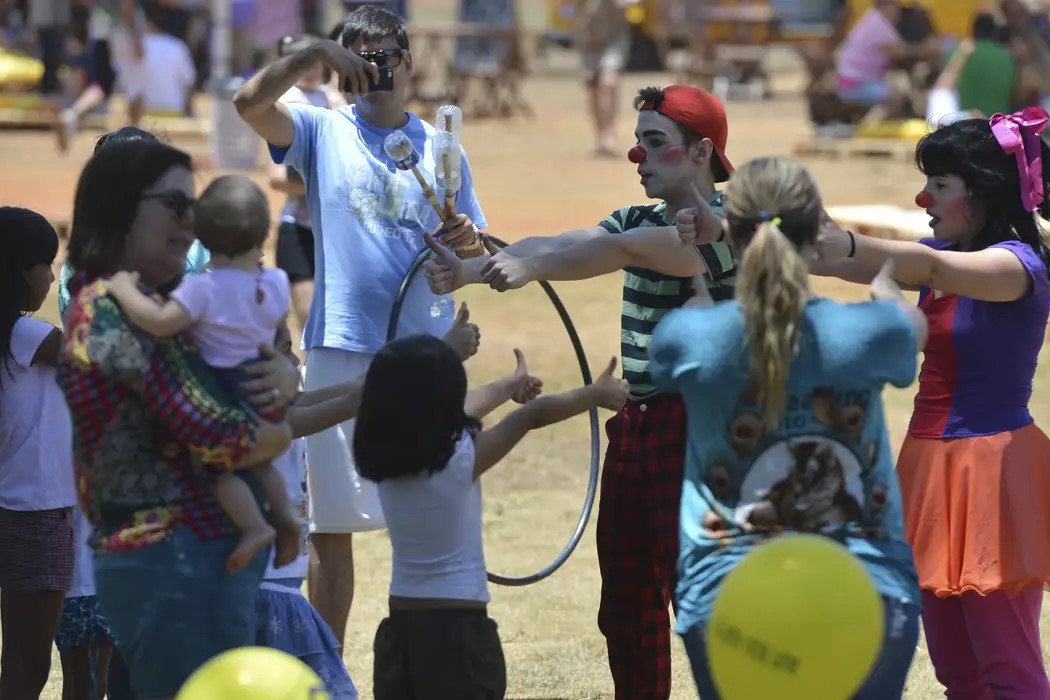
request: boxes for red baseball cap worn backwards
[639,85,733,183]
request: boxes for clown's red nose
[915,191,934,209]
[628,146,647,164]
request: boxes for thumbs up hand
[423,232,466,295]
[442,302,481,360]
[508,348,544,404]
[590,357,629,411]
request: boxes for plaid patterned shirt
[600,195,734,400]
[57,274,259,553]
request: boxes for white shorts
[303,347,385,534]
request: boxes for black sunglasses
[355,48,406,68]
[140,190,195,225]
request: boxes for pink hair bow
[990,107,1050,212]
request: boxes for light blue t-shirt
[269,105,487,354]
[649,298,921,635]
[57,240,211,319]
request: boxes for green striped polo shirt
[600,194,733,400]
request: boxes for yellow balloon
[176,647,330,700]
[707,534,884,700]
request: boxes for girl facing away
[652,156,928,698]
[816,108,1050,698]
[353,335,628,700]
[105,174,300,574]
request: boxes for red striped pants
[596,394,686,700]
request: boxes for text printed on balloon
[712,623,802,676]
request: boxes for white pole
[209,0,258,169]
[210,0,231,83]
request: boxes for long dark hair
[67,139,193,278]
[915,118,1050,275]
[0,207,59,387]
[353,335,479,482]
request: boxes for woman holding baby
[57,137,305,700]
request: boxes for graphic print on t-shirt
[345,166,435,241]
[701,384,889,542]
[735,436,865,532]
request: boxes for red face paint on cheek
[660,145,687,166]
[915,191,934,209]
[627,146,647,164]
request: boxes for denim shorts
[94,526,268,698]
[681,596,920,699]
[55,595,114,651]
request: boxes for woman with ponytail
[650,156,927,698]
[817,108,1050,698]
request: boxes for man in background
[576,0,635,157]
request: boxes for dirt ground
[5,6,1050,699]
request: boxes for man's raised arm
[234,40,377,148]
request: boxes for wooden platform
[795,136,918,161]
[825,205,929,241]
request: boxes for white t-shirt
[378,433,488,603]
[112,31,196,113]
[263,438,309,580]
[0,317,77,511]
[68,506,96,598]
[170,267,290,368]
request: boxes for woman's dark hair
[337,5,409,50]
[93,125,160,154]
[67,139,193,277]
[915,118,1050,275]
[353,335,479,483]
[0,207,58,387]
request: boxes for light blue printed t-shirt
[57,240,211,319]
[649,298,921,635]
[269,104,487,354]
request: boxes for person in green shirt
[927,14,1016,127]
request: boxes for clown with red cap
[422,84,735,699]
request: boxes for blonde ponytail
[737,219,810,430]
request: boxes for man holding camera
[234,5,486,650]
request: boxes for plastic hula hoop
[385,235,601,587]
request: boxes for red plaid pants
[596,394,686,700]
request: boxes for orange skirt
[898,423,1050,598]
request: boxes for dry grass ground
[3,2,1050,697]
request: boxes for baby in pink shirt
[107,175,299,575]
[836,0,904,106]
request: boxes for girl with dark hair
[57,126,211,321]
[653,156,927,698]
[0,207,73,699]
[355,334,626,699]
[817,109,1050,697]
[57,138,301,698]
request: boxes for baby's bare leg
[254,462,304,569]
[214,471,276,574]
